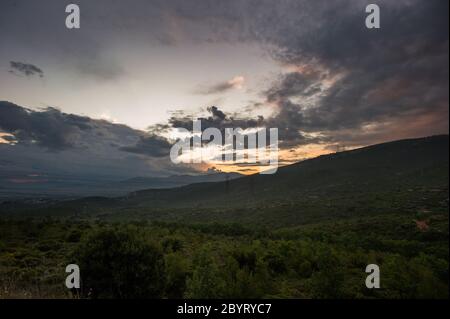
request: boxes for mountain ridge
[1,135,448,228]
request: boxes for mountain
[116,172,243,191]
[125,135,448,204]
[0,171,243,199]
[2,135,448,227]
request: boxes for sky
[0,0,448,180]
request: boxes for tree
[185,247,225,298]
[73,227,166,298]
[165,252,189,298]
[309,247,346,298]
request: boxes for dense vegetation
[0,211,447,298]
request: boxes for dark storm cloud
[142,0,446,149]
[0,101,174,157]
[0,101,199,180]
[256,0,448,145]
[9,61,44,78]
[167,105,308,148]
[169,106,264,133]
[265,72,323,102]
[0,101,91,150]
[119,135,172,157]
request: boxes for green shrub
[165,253,189,298]
[72,227,166,298]
[162,237,184,253]
[66,230,83,243]
[185,247,225,298]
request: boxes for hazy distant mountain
[117,172,243,190]
[4,135,447,228]
[0,171,243,199]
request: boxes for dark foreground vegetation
[0,211,448,299]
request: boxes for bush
[185,247,225,298]
[232,248,257,273]
[264,253,287,275]
[309,248,347,298]
[165,253,189,298]
[221,256,271,298]
[382,255,449,299]
[162,237,184,253]
[72,227,166,298]
[66,230,82,243]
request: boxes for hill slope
[127,135,448,203]
[2,135,448,227]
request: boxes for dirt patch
[413,219,430,231]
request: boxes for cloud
[167,105,308,150]
[176,0,448,147]
[1,0,447,153]
[0,101,177,158]
[168,105,264,134]
[131,0,445,150]
[119,134,172,157]
[9,61,44,78]
[0,101,90,150]
[0,101,201,181]
[266,1,448,145]
[265,72,323,103]
[195,75,245,94]
[205,0,448,149]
